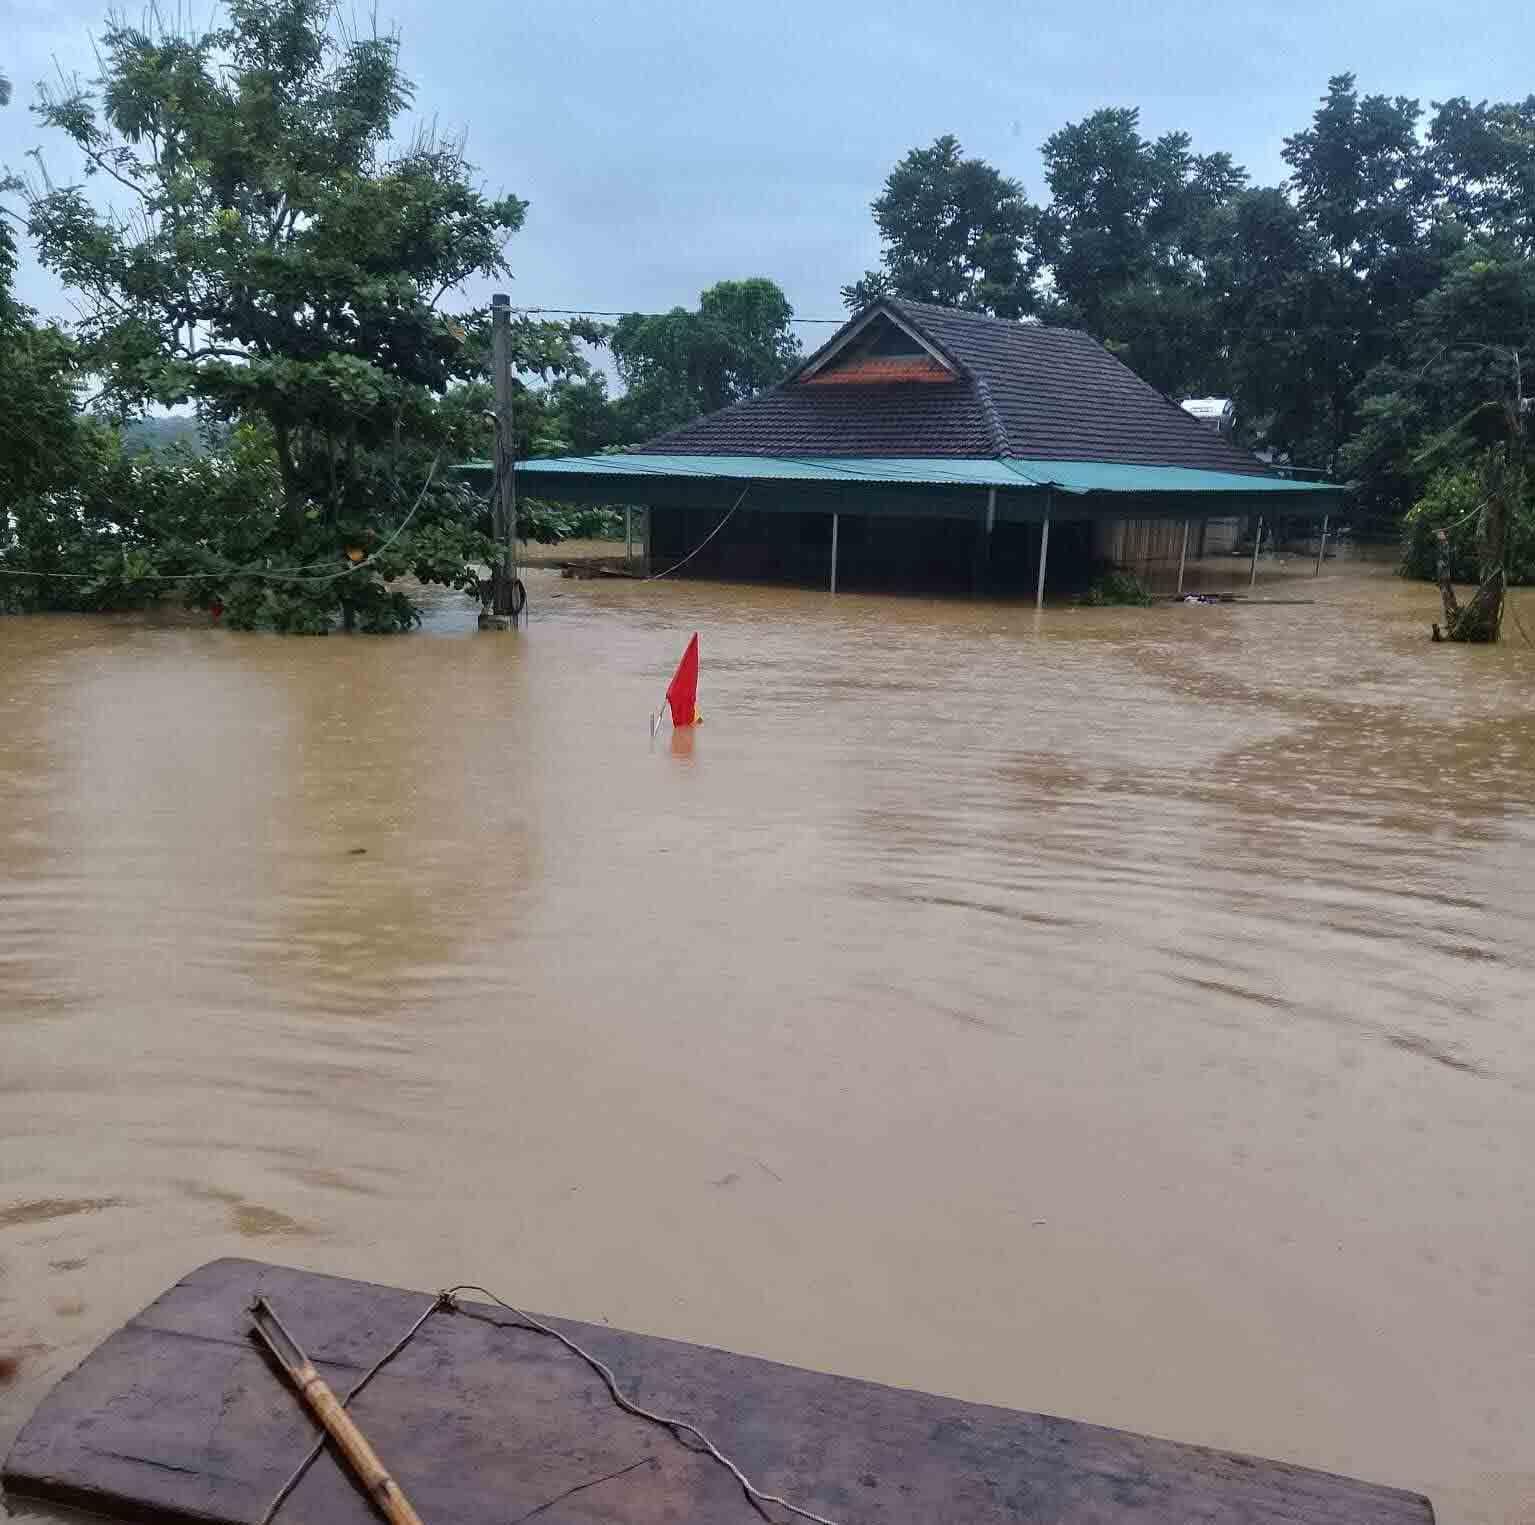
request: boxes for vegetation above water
[2,8,1532,628]
[1080,571,1157,607]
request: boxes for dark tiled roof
[641,367,998,456]
[642,298,1272,477]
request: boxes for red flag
[665,632,700,727]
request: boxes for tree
[1283,75,1433,279]
[1349,242,1534,639]
[1027,110,1248,398]
[527,373,639,457]
[1267,75,1445,473]
[1201,187,1327,459]
[842,135,1039,317]
[0,216,96,512]
[610,277,800,431]
[1428,94,1535,250]
[21,0,591,629]
[1037,109,1246,336]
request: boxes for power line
[512,305,846,324]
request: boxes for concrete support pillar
[1035,513,1051,611]
[973,487,996,592]
[830,512,840,594]
[1177,520,1190,595]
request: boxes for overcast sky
[3,0,1530,338]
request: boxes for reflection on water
[2,568,1534,1525]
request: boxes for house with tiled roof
[517,298,1340,598]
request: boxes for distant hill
[118,416,211,456]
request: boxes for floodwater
[2,564,1533,1525]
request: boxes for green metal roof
[504,453,1341,498]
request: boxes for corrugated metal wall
[1094,519,1186,589]
[1095,516,1250,589]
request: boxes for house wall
[649,506,1097,594]
[1095,515,1256,588]
[1093,518,1189,591]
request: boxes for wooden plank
[3,1259,1433,1525]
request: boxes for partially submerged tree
[842,136,1039,318]
[1426,354,1526,643]
[1371,247,1533,639]
[21,0,591,629]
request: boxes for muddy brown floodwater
[2,565,1533,1524]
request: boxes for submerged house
[518,299,1341,598]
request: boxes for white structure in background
[1179,397,1240,552]
[1179,397,1236,436]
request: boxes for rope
[1430,497,1491,535]
[440,1285,842,1525]
[252,1278,841,1525]
[644,485,750,581]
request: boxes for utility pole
[484,292,519,630]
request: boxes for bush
[518,499,625,544]
[3,429,499,631]
[1399,462,1535,585]
[1079,569,1156,606]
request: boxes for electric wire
[510,306,844,324]
[644,484,750,581]
[0,450,443,586]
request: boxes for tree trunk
[272,420,305,538]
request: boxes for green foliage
[1428,95,1535,248]
[1080,570,1156,606]
[0,220,95,508]
[1345,240,1534,523]
[28,0,524,466]
[529,375,625,456]
[11,0,608,629]
[1038,110,1246,343]
[518,500,623,544]
[120,415,212,456]
[842,135,1039,318]
[1282,75,1433,279]
[609,278,800,430]
[1400,460,1535,585]
[848,76,1534,588]
[2,412,501,627]
[3,432,269,612]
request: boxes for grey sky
[3,0,1529,343]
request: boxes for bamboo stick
[251,1297,425,1525]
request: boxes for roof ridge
[884,296,1093,341]
[969,371,1013,457]
[880,298,1015,455]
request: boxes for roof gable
[795,307,960,385]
